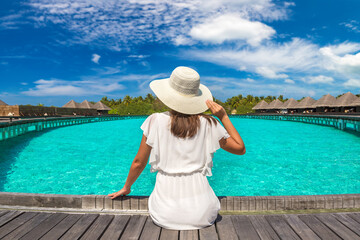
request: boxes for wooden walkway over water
[1,210,360,239]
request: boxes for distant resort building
[252,92,360,114]
[0,99,111,117]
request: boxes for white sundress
[140,111,230,230]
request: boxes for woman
[108,66,245,230]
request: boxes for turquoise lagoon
[0,117,359,196]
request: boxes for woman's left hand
[108,187,131,199]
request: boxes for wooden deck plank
[40,213,83,240]
[2,212,52,240]
[265,215,301,240]
[20,212,68,240]
[80,214,114,240]
[0,210,10,217]
[119,215,147,240]
[140,217,161,240]
[0,212,38,239]
[231,215,259,240]
[59,214,99,240]
[284,215,321,240]
[298,214,341,240]
[315,213,360,239]
[248,215,280,240]
[215,215,238,240]
[160,228,179,240]
[179,229,199,240]
[0,211,24,227]
[100,215,130,240]
[331,213,360,237]
[348,213,360,224]
[199,224,218,240]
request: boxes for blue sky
[0,0,360,106]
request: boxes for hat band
[169,79,199,96]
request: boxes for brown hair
[169,110,218,138]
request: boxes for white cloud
[284,79,294,84]
[189,14,275,46]
[186,38,319,77]
[340,20,360,33]
[343,79,360,88]
[22,79,124,96]
[91,54,100,64]
[21,0,291,50]
[256,66,288,79]
[320,44,360,75]
[304,75,334,84]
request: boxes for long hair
[169,109,218,138]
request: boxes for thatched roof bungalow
[93,101,111,115]
[0,100,7,105]
[334,92,358,107]
[62,100,80,108]
[281,98,298,109]
[252,100,269,113]
[314,94,336,113]
[296,97,316,113]
[266,99,284,113]
[79,100,95,109]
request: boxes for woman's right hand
[206,100,228,121]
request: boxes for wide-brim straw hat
[150,66,213,115]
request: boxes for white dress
[140,111,230,230]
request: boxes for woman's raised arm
[108,134,152,199]
[206,100,246,155]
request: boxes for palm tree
[123,95,132,106]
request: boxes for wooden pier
[0,115,147,141]
[0,210,360,239]
[232,114,360,132]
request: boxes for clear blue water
[0,117,359,196]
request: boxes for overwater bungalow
[267,99,284,113]
[0,100,7,105]
[79,100,95,109]
[281,98,298,113]
[314,94,336,113]
[252,100,268,113]
[334,92,358,113]
[93,101,112,115]
[349,97,360,113]
[62,100,81,108]
[296,96,316,113]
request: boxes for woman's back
[141,111,230,176]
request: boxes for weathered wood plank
[119,215,147,240]
[298,214,341,240]
[232,215,260,240]
[199,224,218,240]
[315,213,360,240]
[0,211,24,227]
[265,215,301,240]
[20,212,68,240]
[248,215,280,240]
[284,214,320,240]
[140,217,161,240]
[348,213,360,224]
[179,229,199,240]
[40,213,83,240]
[59,214,99,240]
[80,214,114,240]
[215,215,238,240]
[100,215,130,240]
[2,212,52,240]
[160,228,179,240]
[0,210,10,217]
[331,213,360,237]
[0,212,38,239]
